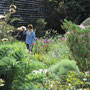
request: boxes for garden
[0,0,90,90]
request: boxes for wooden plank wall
[0,0,9,14]
[0,0,46,26]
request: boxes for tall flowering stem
[0,4,17,39]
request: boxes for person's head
[28,24,33,32]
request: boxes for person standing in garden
[23,24,36,52]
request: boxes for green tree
[45,0,90,33]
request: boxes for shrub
[45,29,58,38]
[35,18,47,37]
[0,21,16,39]
[61,19,90,71]
[59,71,90,89]
[48,59,80,76]
[12,72,47,90]
[61,19,73,32]
[0,42,47,90]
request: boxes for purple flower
[43,39,47,44]
[47,40,50,43]
[56,49,60,53]
[36,37,38,41]
[63,37,67,41]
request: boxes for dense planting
[0,2,90,90]
[0,34,90,89]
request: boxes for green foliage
[12,72,47,90]
[0,29,89,89]
[61,19,73,32]
[36,18,47,30]
[0,21,15,38]
[59,71,90,89]
[45,0,90,33]
[41,43,71,66]
[48,59,80,76]
[0,42,47,90]
[33,37,71,67]
[66,71,83,88]
[0,4,22,40]
[45,29,58,38]
[62,20,90,71]
[0,21,15,30]
[35,18,47,37]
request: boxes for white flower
[10,5,17,9]
[39,69,43,73]
[32,70,38,75]
[17,26,26,31]
[0,79,4,87]
[32,70,37,73]
[83,78,87,81]
[0,84,4,87]
[9,8,16,14]
[21,26,27,31]
[0,15,6,19]
[44,69,48,73]
[68,83,71,86]
[1,38,8,42]
[17,27,22,31]
[7,30,13,34]
[84,89,87,90]
[32,69,49,75]
[0,79,3,81]
[50,84,53,87]
[78,89,83,90]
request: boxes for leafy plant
[0,4,22,40]
[49,59,80,76]
[35,18,47,37]
[61,20,90,71]
[45,29,58,38]
[61,19,73,32]
[0,41,47,90]
[59,71,90,89]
